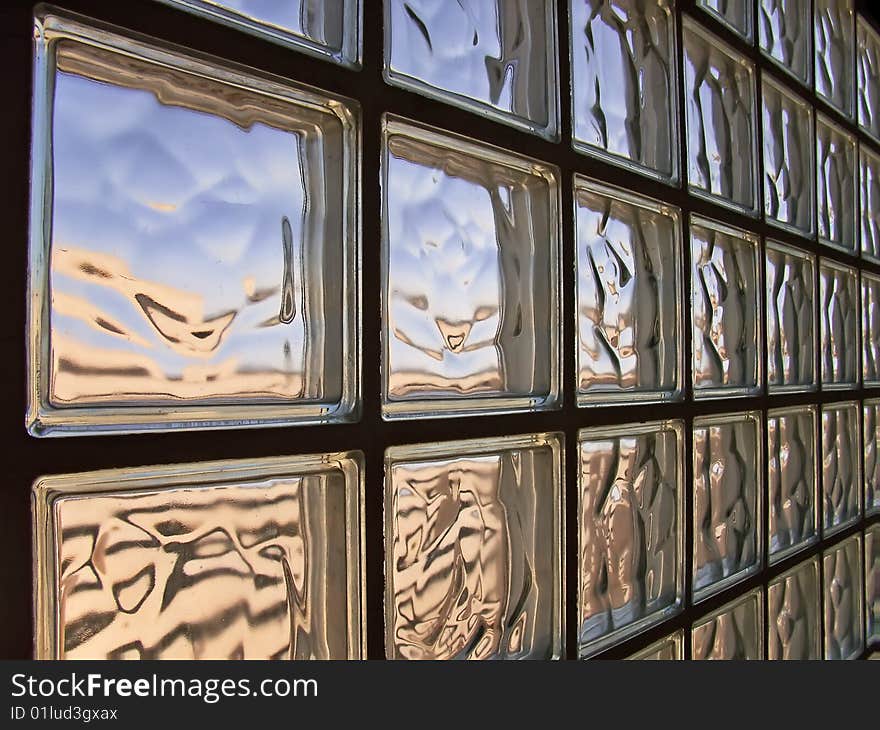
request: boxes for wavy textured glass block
[816,114,857,251]
[32,454,364,659]
[381,116,559,419]
[156,0,360,67]
[762,75,814,234]
[819,260,859,388]
[865,400,880,516]
[759,0,811,84]
[815,0,855,118]
[766,242,816,391]
[768,557,821,659]
[575,178,682,405]
[578,421,684,657]
[863,272,880,385]
[693,412,762,601]
[28,12,359,436]
[868,526,879,643]
[683,19,758,213]
[384,0,558,139]
[692,589,763,660]
[690,217,761,398]
[385,434,563,660]
[627,630,684,660]
[823,534,864,660]
[821,401,862,536]
[569,0,678,181]
[861,145,880,261]
[858,16,880,141]
[697,0,753,40]
[768,406,818,563]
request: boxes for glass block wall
[10,0,879,660]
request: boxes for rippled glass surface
[569,0,677,181]
[766,242,815,391]
[815,0,855,118]
[381,116,559,419]
[575,178,681,405]
[690,217,761,398]
[692,588,763,660]
[762,75,814,234]
[816,114,857,251]
[861,144,880,261]
[578,421,683,657]
[759,0,811,84]
[821,402,861,536]
[32,454,364,659]
[858,15,880,140]
[868,526,879,643]
[697,0,753,40]
[865,400,880,516]
[863,272,880,385]
[693,412,761,601]
[818,260,859,388]
[768,406,818,563]
[768,557,821,659]
[28,13,359,436]
[627,630,683,660]
[384,0,558,139]
[823,534,864,660]
[384,434,563,660]
[157,0,360,66]
[683,19,758,213]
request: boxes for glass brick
[683,19,758,214]
[383,0,558,139]
[577,421,684,658]
[819,259,859,388]
[766,241,816,391]
[821,401,862,536]
[384,433,564,660]
[759,0,812,84]
[32,453,364,659]
[768,406,818,563]
[762,74,815,235]
[867,525,879,644]
[815,0,855,118]
[28,11,359,436]
[865,399,880,516]
[693,412,762,602]
[692,588,763,660]
[156,0,360,67]
[627,630,684,660]
[381,116,560,419]
[863,272,880,385]
[569,0,678,182]
[861,144,880,262]
[823,534,864,660]
[690,216,761,398]
[575,178,682,405]
[816,114,858,252]
[697,0,754,41]
[768,557,821,659]
[858,15,880,141]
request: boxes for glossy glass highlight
[697,0,753,40]
[823,534,864,660]
[814,0,855,118]
[627,630,683,660]
[759,0,811,84]
[858,14,880,140]
[818,260,859,388]
[692,589,763,660]
[865,400,880,516]
[821,401,862,535]
[861,144,880,261]
[767,557,821,660]
[816,114,858,252]
[863,272,880,385]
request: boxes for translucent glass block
[381,116,560,419]
[32,453,364,659]
[868,525,879,644]
[865,400,880,516]
[575,178,682,405]
[384,434,563,660]
[762,75,815,235]
[823,534,864,660]
[861,144,880,262]
[627,630,684,660]
[697,0,754,41]
[863,272,880,385]
[766,241,816,391]
[816,114,858,252]
[858,15,880,141]
[383,0,559,139]
[759,0,812,84]
[569,0,678,182]
[815,0,855,118]
[692,588,763,660]
[821,401,862,536]
[690,217,761,398]
[768,406,818,563]
[768,557,821,659]
[27,11,359,437]
[683,19,758,214]
[577,421,684,658]
[693,412,762,602]
[156,0,360,67]
[819,260,859,388]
